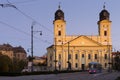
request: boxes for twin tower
[53,5,112,46]
[47,5,112,70]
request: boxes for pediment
[65,36,102,47]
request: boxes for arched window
[58,31,61,36]
[104,31,107,36]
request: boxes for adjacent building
[33,56,47,65]
[0,43,27,60]
[47,5,112,71]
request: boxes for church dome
[55,6,64,20]
[99,7,110,21]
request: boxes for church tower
[53,5,66,45]
[98,4,112,45]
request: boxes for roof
[0,43,26,53]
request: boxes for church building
[47,5,112,71]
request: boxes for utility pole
[31,22,42,72]
[54,37,57,71]
[31,23,34,72]
[67,42,70,70]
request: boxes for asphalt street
[0,71,119,80]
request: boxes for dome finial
[58,2,61,9]
[103,2,106,9]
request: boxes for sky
[0,0,120,56]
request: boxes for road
[0,71,119,80]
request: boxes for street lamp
[31,22,42,72]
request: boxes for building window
[68,54,71,59]
[75,63,78,68]
[88,54,91,59]
[95,54,97,59]
[104,31,107,36]
[105,54,107,59]
[75,54,78,59]
[59,54,61,60]
[58,31,61,36]
[82,54,84,58]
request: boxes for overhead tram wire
[0,3,52,44]
[16,8,53,34]
[7,0,39,4]
[0,20,30,36]
[0,20,52,44]
[1,2,53,35]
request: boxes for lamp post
[31,22,42,72]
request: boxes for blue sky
[0,0,120,56]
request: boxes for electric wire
[0,2,53,44]
[16,7,53,34]
[0,20,52,44]
[7,0,39,4]
[5,1,53,35]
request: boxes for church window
[104,31,107,36]
[75,54,78,59]
[95,54,97,59]
[58,31,61,36]
[88,54,91,59]
[82,54,84,58]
